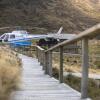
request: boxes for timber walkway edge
[10,54,82,100]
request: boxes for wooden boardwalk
[10,54,81,100]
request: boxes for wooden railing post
[41,50,44,67]
[37,48,39,61]
[42,51,45,70]
[45,52,49,74]
[40,50,42,65]
[36,47,38,58]
[59,46,64,83]
[38,49,40,62]
[48,51,52,77]
[81,38,89,99]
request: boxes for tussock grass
[0,46,22,100]
[72,0,100,19]
[64,75,100,100]
[52,68,100,100]
[52,40,100,74]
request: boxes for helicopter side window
[4,35,9,42]
[10,35,15,39]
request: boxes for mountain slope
[72,0,100,19]
[0,0,100,33]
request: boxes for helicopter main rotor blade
[0,26,21,30]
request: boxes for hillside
[0,0,100,33]
[72,0,100,19]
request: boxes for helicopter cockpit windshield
[0,34,6,39]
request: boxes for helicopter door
[3,34,9,42]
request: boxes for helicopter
[0,26,76,47]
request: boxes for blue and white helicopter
[0,27,63,47]
[0,26,76,47]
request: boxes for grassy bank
[0,46,22,100]
[53,68,100,100]
[65,75,100,100]
[52,40,100,74]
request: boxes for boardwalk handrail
[33,24,100,99]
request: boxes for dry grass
[52,68,100,100]
[72,0,100,19]
[53,51,100,74]
[0,46,22,100]
[53,61,100,74]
